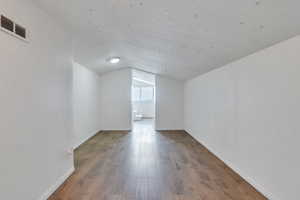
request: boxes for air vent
[0,14,28,41]
[1,15,14,32]
[15,24,26,38]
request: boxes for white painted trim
[185,130,278,200]
[38,167,74,200]
[73,130,102,150]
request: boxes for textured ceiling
[34,0,300,80]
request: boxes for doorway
[131,70,156,130]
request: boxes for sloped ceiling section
[34,0,300,80]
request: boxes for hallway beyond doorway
[132,70,156,130]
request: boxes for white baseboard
[73,130,102,150]
[185,130,278,200]
[38,167,74,200]
[228,163,277,200]
[208,147,276,200]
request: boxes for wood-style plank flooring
[49,120,267,200]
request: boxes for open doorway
[131,70,156,130]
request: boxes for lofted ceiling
[34,0,300,80]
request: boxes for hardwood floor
[49,120,267,200]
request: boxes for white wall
[73,62,102,149]
[100,69,132,130]
[156,76,184,130]
[184,35,300,200]
[0,1,74,200]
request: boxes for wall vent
[0,15,28,42]
[15,24,26,38]
[1,15,14,32]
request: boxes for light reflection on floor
[130,119,160,179]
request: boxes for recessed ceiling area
[34,0,300,80]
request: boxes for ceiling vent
[1,15,28,42]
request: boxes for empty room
[1,0,300,199]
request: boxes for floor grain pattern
[49,121,267,200]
